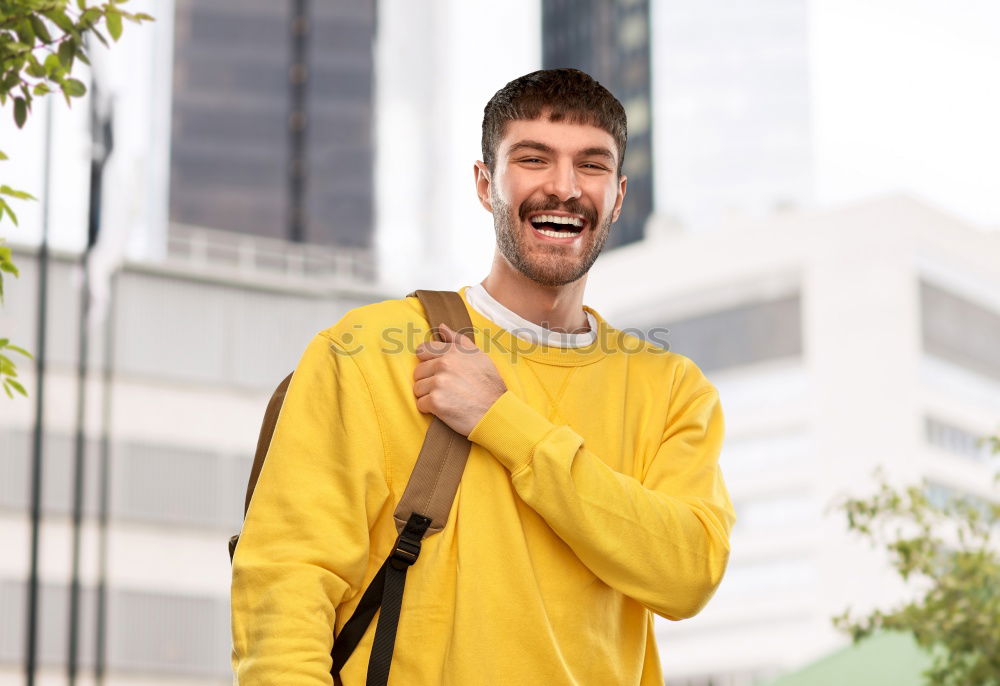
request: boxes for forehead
[498,117,617,159]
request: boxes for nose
[541,159,582,202]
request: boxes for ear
[611,174,628,223]
[474,161,493,213]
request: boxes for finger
[416,340,449,361]
[413,358,439,381]
[436,322,456,343]
[440,322,477,350]
[413,377,434,398]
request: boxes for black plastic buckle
[389,513,432,570]
[391,538,421,567]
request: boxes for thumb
[439,322,476,349]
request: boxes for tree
[834,433,1000,686]
[0,0,152,397]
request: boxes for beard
[491,192,613,287]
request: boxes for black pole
[93,269,117,686]
[25,92,54,686]
[68,79,112,685]
[66,242,92,686]
[288,0,309,242]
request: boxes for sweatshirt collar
[459,285,609,367]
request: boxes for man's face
[475,115,627,287]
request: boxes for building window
[655,293,803,372]
[921,280,1000,383]
[924,416,994,462]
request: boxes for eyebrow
[507,140,555,156]
[507,140,616,162]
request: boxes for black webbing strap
[330,512,432,685]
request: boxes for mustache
[518,198,597,227]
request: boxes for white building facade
[0,238,388,685]
[588,195,1000,684]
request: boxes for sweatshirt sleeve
[231,333,390,684]
[467,372,734,621]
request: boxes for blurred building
[542,0,655,248]
[170,0,377,248]
[0,237,385,684]
[587,195,1000,684]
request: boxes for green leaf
[26,60,48,78]
[3,383,13,400]
[61,77,86,98]
[2,71,21,93]
[6,345,32,359]
[7,379,26,397]
[0,185,36,200]
[58,38,75,69]
[44,9,76,35]
[32,83,52,96]
[0,261,18,276]
[106,10,122,40]
[0,198,20,226]
[0,150,8,160]
[16,21,36,47]
[30,15,53,43]
[13,97,27,128]
[90,27,109,47]
[45,52,63,76]
[81,7,103,27]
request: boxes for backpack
[229,290,475,686]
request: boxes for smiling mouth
[528,214,585,238]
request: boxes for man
[231,68,734,685]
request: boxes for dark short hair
[481,68,628,176]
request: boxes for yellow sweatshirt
[231,287,734,685]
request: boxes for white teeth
[531,214,583,227]
[537,228,579,238]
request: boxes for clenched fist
[413,323,508,436]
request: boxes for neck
[481,255,590,334]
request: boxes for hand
[413,323,508,436]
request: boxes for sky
[810,0,1000,228]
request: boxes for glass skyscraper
[542,0,654,249]
[169,0,376,248]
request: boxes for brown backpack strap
[332,291,475,683]
[230,291,474,561]
[228,371,294,561]
[394,290,475,536]
[245,371,294,517]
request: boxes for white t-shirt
[464,283,598,349]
